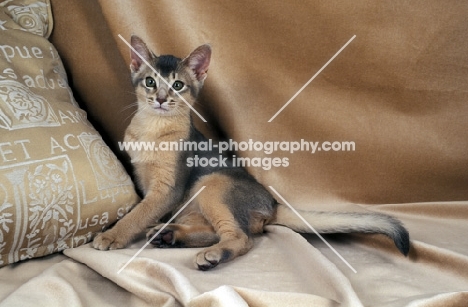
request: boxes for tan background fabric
[49,0,468,205]
[1,0,467,306]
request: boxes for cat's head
[129,35,211,117]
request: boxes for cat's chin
[149,106,170,114]
[149,107,178,117]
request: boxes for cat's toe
[195,249,223,271]
[147,228,175,247]
[93,231,127,250]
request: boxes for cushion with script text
[0,0,139,266]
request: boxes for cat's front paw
[93,230,128,250]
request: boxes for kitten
[93,35,410,270]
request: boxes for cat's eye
[145,77,156,88]
[172,80,184,91]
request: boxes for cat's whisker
[191,101,206,112]
[124,90,138,96]
[175,108,186,118]
[120,102,139,113]
[123,109,140,122]
[121,102,140,115]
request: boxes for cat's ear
[130,35,153,73]
[183,44,211,82]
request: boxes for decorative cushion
[0,0,139,266]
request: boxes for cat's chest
[124,126,189,164]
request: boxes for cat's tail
[269,203,410,256]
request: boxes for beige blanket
[2,201,468,306]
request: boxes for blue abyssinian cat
[93,35,410,270]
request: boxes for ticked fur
[93,36,410,270]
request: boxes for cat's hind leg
[146,212,219,248]
[190,173,254,271]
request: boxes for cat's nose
[156,97,167,104]
[156,88,168,104]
